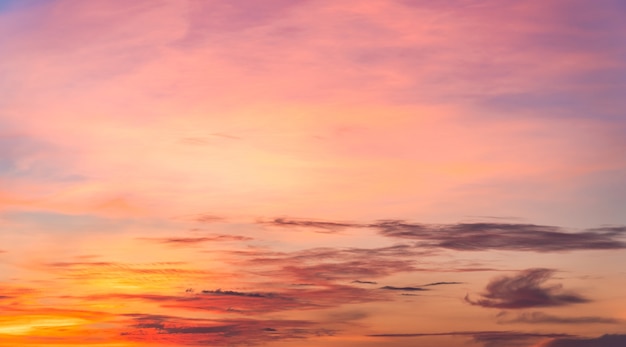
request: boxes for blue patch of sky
[0,134,85,182]
[0,0,48,13]
[3,210,129,234]
[4,210,181,235]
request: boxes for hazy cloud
[497,311,620,325]
[141,234,253,244]
[423,281,463,286]
[122,313,334,346]
[369,331,572,347]
[262,217,362,233]
[201,289,276,298]
[466,269,589,309]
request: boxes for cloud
[465,268,589,309]
[232,245,423,284]
[121,313,334,346]
[262,218,626,252]
[280,259,416,282]
[380,286,428,292]
[497,311,620,325]
[141,234,253,245]
[368,331,572,347]
[193,214,225,223]
[262,217,362,233]
[81,282,385,315]
[352,280,377,284]
[201,289,276,298]
[375,221,626,252]
[423,281,463,286]
[540,334,626,347]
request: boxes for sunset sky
[1,0,626,346]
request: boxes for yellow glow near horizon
[0,316,87,335]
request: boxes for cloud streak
[264,218,626,252]
[369,330,572,347]
[141,234,253,245]
[121,313,335,346]
[497,311,620,325]
[375,221,626,252]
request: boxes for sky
[1,0,626,346]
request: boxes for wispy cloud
[375,221,626,252]
[380,286,428,292]
[368,330,572,347]
[262,217,362,233]
[141,234,253,245]
[263,218,626,252]
[121,313,335,346]
[465,268,589,309]
[423,281,464,286]
[497,311,620,325]
[352,280,378,285]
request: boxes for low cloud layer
[465,268,589,309]
[122,313,334,346]
[542,334,626,347]
[369,330,572,347]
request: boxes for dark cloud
[465,268,589,309]
[375,221,626,252]
[380,286,428,291]
[352,280,378,285]
[542,334,626,347]
[423,281,463,286]
[262,217,626,252]
[497,311,621,325]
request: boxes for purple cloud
[465,268,589,309]
[542,334,626,347]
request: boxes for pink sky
[1,1,626,346]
